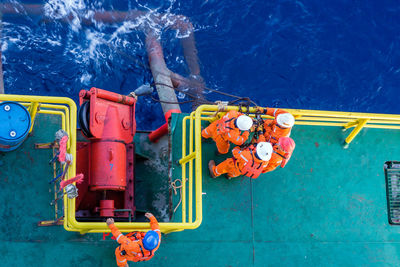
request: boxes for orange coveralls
[212,145,269,179]
[256,135,291,173]
[202,110,250,154]
[108,216,161,266]
[262,108,292,144]
[262,145,286,173]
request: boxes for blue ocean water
[2,0,400,129]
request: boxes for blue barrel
[0,101,31,152]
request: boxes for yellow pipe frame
[48,104,400,233]
[4,96,400,234]
[0,94,77,233]
[28,102,40,133]
[179,152,196,165]
[100,105,400,233]
[344,119,369,147]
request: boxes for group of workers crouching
[202,107,296,179]
[103,107,295,267]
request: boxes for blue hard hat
[143,230,159,251]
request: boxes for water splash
[44,0,87,31]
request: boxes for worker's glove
[250,125,256,132]
[145,212,154,219]
[257,107,266,114]
[257,125,263,132]
[106,218,114,225]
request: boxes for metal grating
[385,161,400,225]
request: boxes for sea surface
[2,0,400,129]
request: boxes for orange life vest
[263,120,291,144]
[240,147,264,179]
[216,115,236,134]
[121,232,153,260]
[126,231,145,241]
[272,149,290,168]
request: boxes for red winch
[76,88,136,220]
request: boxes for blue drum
[0,101,31,152]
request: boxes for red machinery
[76,88,136,220]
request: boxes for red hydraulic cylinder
[99,200,115,217]
[89,141,126,191]
[79,88,136,191]
[77,88,136,219]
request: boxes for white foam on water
[1,41,8,53]
[46,38,62,46]
[85,30,104,58]
[177,92,186,99]
[44,0,86,32]
[80,72,92,85]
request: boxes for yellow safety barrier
[0,94,77,229]
[0,96,201,234]
[4,97,398,234]
[175,104,400,234]
[187,105,400,154]
[179,111,214,226]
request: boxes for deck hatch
[384,161,400,225]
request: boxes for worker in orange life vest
[261,136,296,173]
[257,107,295,144]
[208,142,273,179]
[106,213,161,267]
[201,110,253,154]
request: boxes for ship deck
[1,112,400,266]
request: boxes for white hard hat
[236,115,253,131]
[276,113,295,128]
[256,142,273,161]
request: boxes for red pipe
[149,109,181,143]
[148,123,168,143]
[91,87,136,105]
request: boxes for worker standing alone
[202,110,253,154]
[208,142,273,179]
[258,107,295,144]
[106,213,161,267]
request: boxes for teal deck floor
[1,112,400,266]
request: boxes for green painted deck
[1,112,400,266]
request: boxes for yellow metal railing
[174,104,400,233]
[3,98,399,234]
[176,104,400,227]
[190,105,400,148]
[69,110,205,234]
[285,108,400,148]
[65,104,400,233]
[0,94,77,228]
[179,111,214,227]
[0,94,204,234]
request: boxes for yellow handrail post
[179,152,196,165]
[343,119,369,148]
[28,102,40,133]
[181,116,189,223]
[342,119,359,130]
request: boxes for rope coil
[170,178,185,214]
